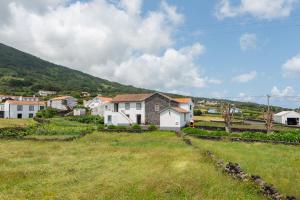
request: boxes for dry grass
[0,118,36,128]
[191,138,300,198]
[0,131,263,200]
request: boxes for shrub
[0,127,29,138]
[148,125,158,131]
[193,110,202,116]
[132,124,141,130]
[66,115,104,124]
[97,124,105,130]
[36,108,58,118]
[107,125,117,129]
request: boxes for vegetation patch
[183,127,300,144]
[65,115,104,124]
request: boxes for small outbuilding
[73,108,86,116]
[274,111,300,126]
[160,107,190,130]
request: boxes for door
[17,114,22,119]
[114,103,119,112]
[136,114,141,125]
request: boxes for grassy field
[0,131,263,200]
[191,138,300,198]
[0,118,36,128]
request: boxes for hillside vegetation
[0,43,150,96]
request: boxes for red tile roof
[97,96,113,103]
[174,98,192,104]
[6,100,46,106]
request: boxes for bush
[97,124,105,130]
[148,125,158,131]
[132,124,141,130]
[66,115,104,124]
[36,108,58,118]
[0,127,29,138]
[107,125,117,129]
[193,110,202,116]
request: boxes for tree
[264,109,273,133]
[221,103,235,133]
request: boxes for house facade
[0,95,39,102]
[104,93,194,129]
[38,90,57,97]
[48,96,77,111]
[274,111,300,126]
[3,100,46,119]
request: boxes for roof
[111,93,178,103]
[51,96,74,100]
[274,111,300,116]
[111,93,154,102]
[174,98,192,104]
[97,96,112,103]
[5,100,46,106]
[160,107,189,113]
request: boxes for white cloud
[215,0,297,20]
[235,92,255,102]
[0,0,210,93]
[271,86,294,97]
[240,33,257,51]
[232,71,257,83]
[282,53,300,77]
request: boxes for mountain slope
[0,43,151,96]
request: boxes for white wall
[274,111,300,125]
[74,109,86,116]
[48,98,77,110]
[4,103,45,119]
[116,102,145,124]
[91,102,113,116]
[160,109,186,129]
[104,110,131,126]
[178,101,194,122]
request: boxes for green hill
[0,43,151,97]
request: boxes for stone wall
[145,93,178,125]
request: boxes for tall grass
[0,131,263,199]
[192,138,300,198]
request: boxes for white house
[74,108,86,116]
[4,100,46,119]
[48,96,77,111]
[0,94,39,102]
[85,96,113,116]
[160,107,190,130]
[0,103,4,118]
[274,111,300,126]
[38,90,57,97]
[104,93,193,130]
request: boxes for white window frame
[155,104,160,112]
[136,103,141,110]
[125,103,130,110]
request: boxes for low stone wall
[178,132,297,200]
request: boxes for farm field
[191,138,300,198]
[0,118,36,128]
[0,131,263,200]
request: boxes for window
[136,103,141,110]
[40,106,45,110]
[155,104,160,112]
[108,115,112,123]
[29,113,34,118]
[125,103,130,110]
[190,105,192,111]
[105,105,108,110]
[29,105,34,111]
[184,113,187,121]
[17,114,22,119]
[17,105,23,111]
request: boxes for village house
[85,96,113,116]
[48,96,77,111]
[274,111,300,126]
[38,90,57,97]
[3,100,46,119]
[0,94,39,102]
[104,93,194,130]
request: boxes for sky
[0,0,300,108]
